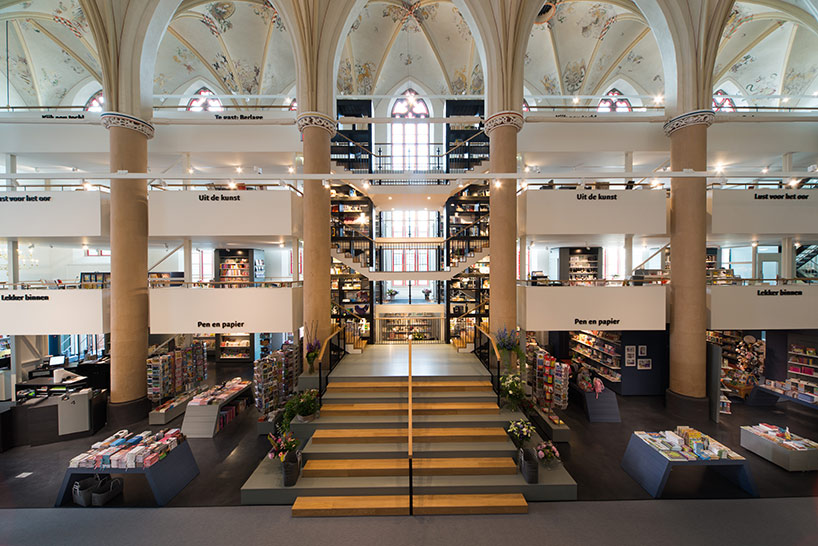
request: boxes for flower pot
[518,448,539,484]
[542,459,562,471]
[293,411,318,423]
[500,350,517,373]
[306,354,317,374]
[281,451,301,487]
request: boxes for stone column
[781,237,794,279]
[664,111,713,415]
[183,238,193,283]
[297,113,335,363]
[486,112,523,335]
[624,234,634,279]
[101,113,154,424]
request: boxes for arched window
[391,89,430,171]
[522,99,530,112]
[84,90,104,112]
[712,89,736,112]
[597,89,632,112]
[186,87,223,112]
[287,98,297,111]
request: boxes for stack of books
[68,428,186,470]
[742,424,818,451]
[635,427,744,461]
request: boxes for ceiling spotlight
[715,164,724,174]
[288,166,294,174]
[427,196,431,200]
[521,182,528,190]
[789,178,798,187]
[323,181,330,188]
[458,184,464,188]
[363,182,370,189]
[494,180,501,188]
[187,168,194,174]
[83,181,92,190]
[795,242,802,249]
[279,242,284,248]
[524,165,531,173]
[388,196,392,200]
[782,97,789,103]
[235,166,243,173]
[653,95,664,104]
[761,167,769,174]
[572,96,580,104]
[751,241,758,247]
[228,181,237,189]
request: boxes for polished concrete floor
[2,346,818,510]
[2,498,817,546]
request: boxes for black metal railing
[317,328,346,405]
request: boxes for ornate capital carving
[484,111,524,136]
[100,112,155,139]
[663,110,715,137]
[296,111,337,137]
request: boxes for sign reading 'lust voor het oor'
[0,195,53,203]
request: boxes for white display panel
[149,287,302,334]
[149,190,301,238]
[523,189,667,235]
[709,285,818,330]
[520,285,667,331]
[0,192,104,237]
[710,190,818,235]
[0,289,108,334]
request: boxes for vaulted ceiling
[0,0,101,107]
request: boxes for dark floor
[2,359,818,508]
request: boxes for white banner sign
[149,287,302,334]
[523,189,667,235]
[0,192,104,237]
[0,289,108,334]
[709,285,818,330]
[520,285,667,331]
[710,190,818,234]
[149,191,301,237]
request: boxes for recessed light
[572,96,579,104]
[288,166,294,174]
[388,196,392,200]
[235,166,243,173]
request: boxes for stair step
[327,380,493,392]
[302,440,518,460]
[310,427,509,444]
[321,391,496,404]
[302,457,517,477]
[291,494,527,517]
[320,402,499,416]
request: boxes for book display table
[181,379,252,438]
[149,392,199,425]
[740,424,818,472]
[55,439,199,507]
[621,429,757,498]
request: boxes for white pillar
[782,152,793,175]
[519,236,527,281]
[292,238,301,282]
[183,238,193,283]
[781,237,794,279]
[624,234,634,279]
[752,244,759,278]
[183,153,192,191]
[624,151,633,185]
[5,154,17,189]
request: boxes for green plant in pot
[496,327,526,374]
[500,373,526,411]
[295,389,320,422]
[386,288,398,300]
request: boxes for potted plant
[496,327,526,374]
[422,288,432,301]
[535,440,561,470]
[386,288,398,301]
[304,320,321,374]
[293,389,320,423]
[499,373,526,411]
[507,418,534,449]
[267,431,301,486]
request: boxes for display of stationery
[68,428,187,470]
[741,424,818,451]
[187,378,251,406]
[634,426,744,461]
[759,377,818,406]
[254,344,299,418]
[147,342,208,402]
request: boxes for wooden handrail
[444,214,489,244]
[316,326,343,362]
[453,298,490,320]
[477,324,501,361]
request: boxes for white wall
[0,290,108,334]
[709,285,818,330]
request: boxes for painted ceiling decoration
[0,0,101,107]
[523,1,665,104]
[153,0,295,109]
[713,1,818,107]
[336,1,484,97]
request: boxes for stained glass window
[391,89,430,171]
[84,90,104,112]
[712,89,736,112]
[597,89,632,113]
[187,87,223,112]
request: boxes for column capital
[484,111,524,136]
[663,110,715,137]
[296,112,337,137]
[101,112,155,139]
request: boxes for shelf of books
[707,330,764,401]
[331,261,373,339]
[567,330,667,395]
[375,314,442,344]
[147,342,208,424]
[740,424,818,471]
[331,185,373,239]
[445,265,489,342]
[216,333,255,363]
[195,333,217,356]
[558,247,602,283]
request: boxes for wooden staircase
[292,493,527,517]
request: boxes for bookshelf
[445,99,489,172]
[559,247,602,283]
[567,330,668,395]
[375,314,442,344]
[331,261,373,338]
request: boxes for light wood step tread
[327,380,493,392]
[302,457,517,477]
[310,427,509,444]
[291,494,527,517]
[320,402,499,415]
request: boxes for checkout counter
[10,367,107,447]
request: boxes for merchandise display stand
[621,433,757,498]
[149,395,193,425]
[55,441,199,507]
[570,382,620,423]
[181,383,252,438]
[528,405,570,443]
[740,426,818,471]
